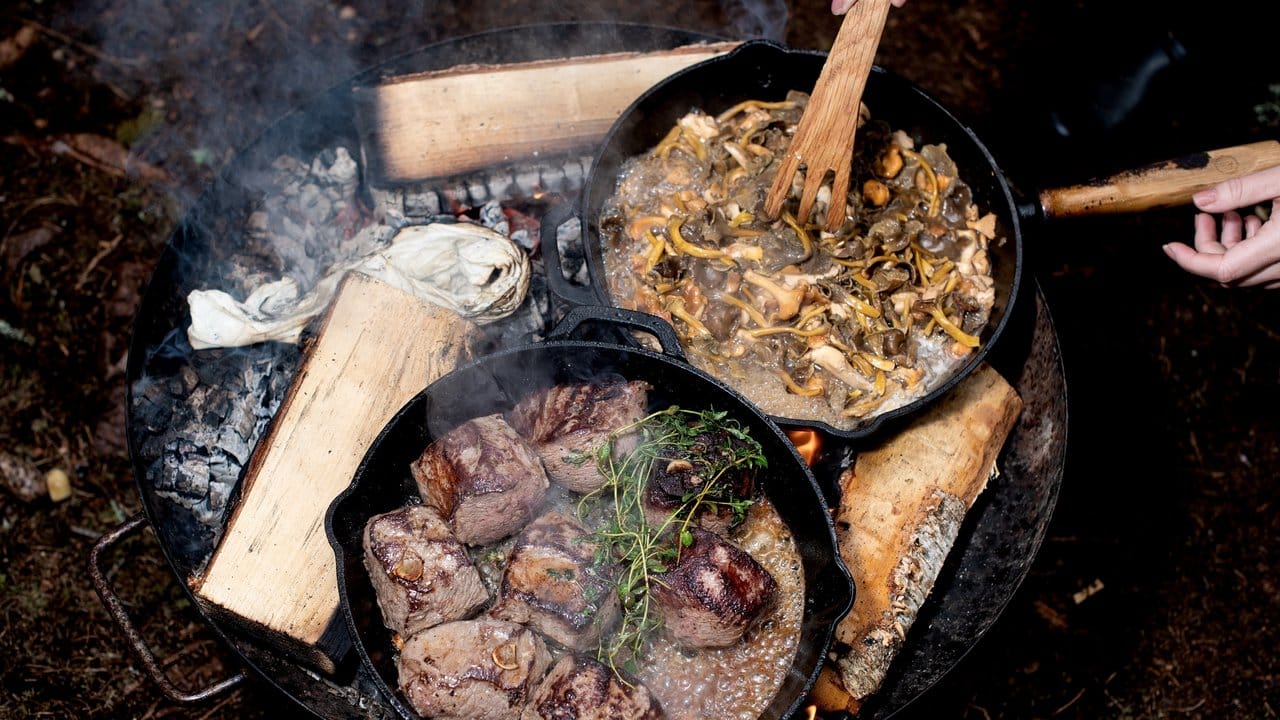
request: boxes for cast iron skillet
[325,306,855,720]
[541,40,1024,441]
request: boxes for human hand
[1162,164,1280,288]
[832,0,906,14]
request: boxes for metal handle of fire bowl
[89,512,247,704]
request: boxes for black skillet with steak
[334,334,854,720]
[366,386,798,718]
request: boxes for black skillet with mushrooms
[599,91,1002,431]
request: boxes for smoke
[719,0,790,42]
[74,0,793,204]
[76,0,368,203]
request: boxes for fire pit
[93,22,1066,720]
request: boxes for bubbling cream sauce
[470,492,806,719]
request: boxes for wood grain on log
[817,363,1023,713]
[354,42,741,184]
[192,272,481,673]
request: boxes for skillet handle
[547,305,687,361]
[539,201,601,308]
[1037,139,1280,219]
[89,513,247,704]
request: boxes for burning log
[193,273,482,673]
[354,42,741,184]
[817,363,1022,713]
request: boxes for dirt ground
[1,1,1277,718]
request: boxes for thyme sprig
[575,406,767,676]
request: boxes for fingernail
[832,0,854,14]
[1162,243,1174,258]
[1193,188,1217,206]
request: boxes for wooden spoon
[764,0,892,231]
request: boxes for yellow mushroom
[808,345,874,391]
[743,270,806,321]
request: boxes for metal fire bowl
[110,22,1067,720]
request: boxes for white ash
[390,154,592,214]
[555,215,591,286]
[133,345,296,551]
[188,148,596,350]
[138,146,586,557]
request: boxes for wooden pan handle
[1037,140,1280,219]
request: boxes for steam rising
[721,0,789,41]
[80,1,790,205]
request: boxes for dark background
[1,1,1277,718]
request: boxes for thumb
[832,0,857,14]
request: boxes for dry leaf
[51,132,174,185]
[0,451,46,502]
[0,24,39,72]
[4,224,60,274]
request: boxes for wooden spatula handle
[821,0,893,110]
[1038,140,1280,219]
[763,0,891,228]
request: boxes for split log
[192,272,481,673]
[816,363,1023,714]
[354,42,740,184]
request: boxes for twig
[3,195,78,240]
[70,525,103,540]
[23,20,147,68]
[1053,687,1086,715]
[76,232,123,290]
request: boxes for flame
[786,429,821,467]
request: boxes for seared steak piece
[362,505,488,638]
[642,424,756,535]
[650,527,777,648]
[522,654,663,720]
[490,511,620,650]
[397,618,551,720]
[508,380,650,493]
[411,413,549,545]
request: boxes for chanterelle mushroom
[808,345,873,392]
[743,270,807,321]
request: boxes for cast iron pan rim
[325,336,854,720]
[580,38,1026,441]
